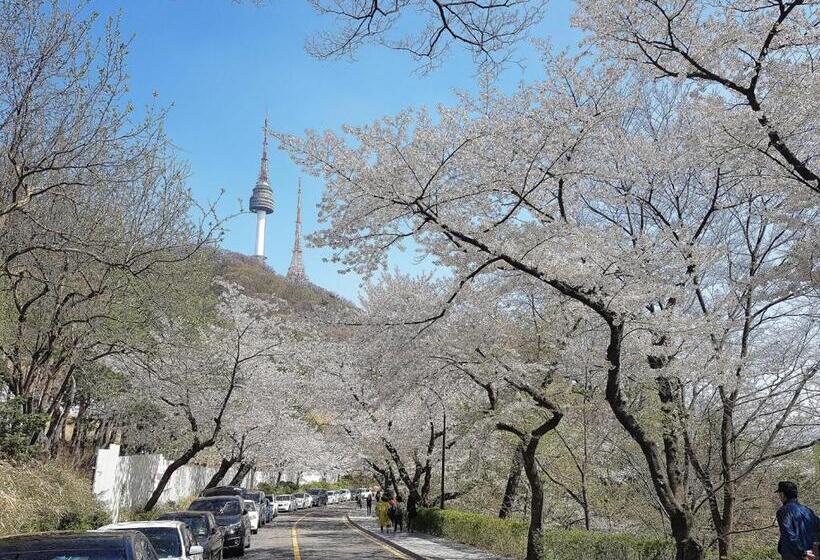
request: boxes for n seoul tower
[249,118,274,260]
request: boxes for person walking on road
[376,496,392,533]
[393,496,405,533]
[366,493,373,516]
[775,481,819,560]
[356,494,362,509]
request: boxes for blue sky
[91,0,579,301]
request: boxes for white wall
[92,444,281,521]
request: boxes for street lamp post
[440,405,446,510]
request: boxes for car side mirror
[189,545,204,556]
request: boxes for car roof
[192,495,241,501]
[99,520,185,531]
[0,531,136,552]
[157,511,212,521]
[203,486,244,494]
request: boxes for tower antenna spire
[259,115,269,183]
[287,178,307,283]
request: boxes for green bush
[0,397,49,460]
[709,546,779,560]
[414,508,778,560]
[414,508,673,560]
[539,530,673,560]
[415,507,527,558]
[0,460,110,535]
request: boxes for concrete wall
[92,444,284,521]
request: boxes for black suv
[0,531,157,560]
[308,488,328,506]
[200,485,244,498]
[189,495,251,556]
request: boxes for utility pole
[441,405,446,510]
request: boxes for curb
[345,515,428,560]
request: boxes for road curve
[243,503,408,560]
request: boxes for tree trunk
[603,323,704,560]
[671,515,704,560]
[499,443,524,519]
[521,440,544,560]
[143,445,201,512]
[229,462,252,486]
[205,457,236,489]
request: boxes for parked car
[243,500,260,534]
[156,511,223,560]
[358,488,373,499]
[340,489,352,501]
[98,521,204,560]
[302,493,313,508]
[241,490,267,527]
[307,489,327,506]
[188,495,251,556]
[275,494,296,512]
[200,486,244,498]
[292,492,307,509]
[0,531,158,560]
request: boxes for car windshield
[277,495,292,500]
[171,516,207,536]
[244,501,257,511]
[0,553,125,560]
[190,499,240,515]
[135,528,182,558]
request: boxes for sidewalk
[347,508,513,560]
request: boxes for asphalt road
[241,503,407,560]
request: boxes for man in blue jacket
[776,481,819,560]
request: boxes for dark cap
[776,481,798,498]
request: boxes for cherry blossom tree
[304,0,548,71]
[121,284,290,511]
[277,51,819,559]
[574,0,820,196]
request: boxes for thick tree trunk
[604,323,704,560]
[521,441,544,560]
[499,443,524,519]
[205,457,237,489]
[143,445,201,512]
[672,523,704,560]
[229,462,252,486]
